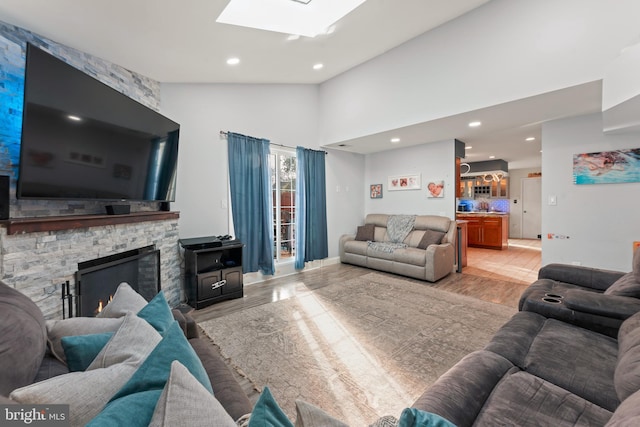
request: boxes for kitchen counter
[456,211,509,216]
[456,213,509,250]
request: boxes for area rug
[198,272,516,426]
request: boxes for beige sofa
[339,214,456,282]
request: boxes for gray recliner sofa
[412,309,640,426]
[339,213,456,282]
[518,249,640,337]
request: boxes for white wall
[160,83,366,260]
[364,140,456,218]
[541,113,640,271]
[319,0,640,145]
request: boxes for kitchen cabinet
[456,214,509,250]
[459,176,509,199]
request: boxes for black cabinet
[183,240,243,309]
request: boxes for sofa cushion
[87,321,212,427]
[604,272,640,298]
[615,311,640,402]
[149,361,236,427]
[342,240,369,256]
[97,282,148,318]
[522,319,618,411]
[11,314,161,427]
[46,316,124,363]
[294,400,348,427]
[416,229,445,249]
[248,387,293,427]
[0,281,47,396]
[136,291,175,335]
[393,247,426,267]
[61,332,114,372]
[355,224,375,241]
[475,371,612,427]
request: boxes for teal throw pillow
[137,291,174,335]
[61,332,114,372]
[86,321,213,427]
[398,408,457,427]
[248,387,293,427]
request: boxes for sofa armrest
[564,289,640,320]
[424,243,455,282]
[412,350,517,427]
[339,234,355,261]
[538,263,625,291]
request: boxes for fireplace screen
[74,245,160,317]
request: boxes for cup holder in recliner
[544,293,564,299]
[542,296,563,304]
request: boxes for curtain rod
[219,130,327,154]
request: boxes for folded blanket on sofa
[387,215,416,243]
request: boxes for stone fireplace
[0,212,181,320]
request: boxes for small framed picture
[427,180,444,198]
[370,184,383,199]
[388,174,421,191]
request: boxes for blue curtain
[295,147,328,269]
[227,132,274,275]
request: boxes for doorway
[521,177,542,239]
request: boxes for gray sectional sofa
[518,250,640,337]
[339,214,456,282]
[413,251,640,426]
[413,309,640,426]
[0,280,252,425]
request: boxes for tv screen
[18,43,179,202]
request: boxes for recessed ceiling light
[67,115,82,121]
[313,63,324,70]
[526,137,536,141]
[286,34,300,41]
[390,137,400,144]
[465,146,472,150]
[226,57,240,65]
[468,121,482,127]
[217,0,367,38]
[489,155,496,159]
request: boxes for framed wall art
[427,180,444,198]
[573,148,640,185]
[370,184,383,199]
[388,174,421,191]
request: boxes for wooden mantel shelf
[1,211,180,235]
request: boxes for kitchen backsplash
[458,198,510,213]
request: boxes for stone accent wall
[0,22,182,318]
[0,218,182,320]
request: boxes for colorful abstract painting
[573,148,640,185]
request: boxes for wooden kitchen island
[456,213,509,250]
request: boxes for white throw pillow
[96,282,148,318]
[149,361,236,427]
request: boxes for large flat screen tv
[17,43,179,202]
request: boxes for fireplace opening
[73,245,160,317]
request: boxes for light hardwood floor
[190,238,541,324]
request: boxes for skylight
[216,0,368,38]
